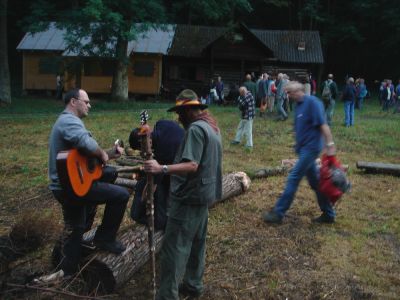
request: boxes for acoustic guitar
[56,140,122,197]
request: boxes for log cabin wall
[128,54,162,95]
[22,52,63,91]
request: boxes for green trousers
[157,201,208,300]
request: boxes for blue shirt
[294,95,326,154]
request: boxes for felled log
[115,157,142,166]
[117,173,136,180]
[356,161,400,176]
[252,166,289,179]
[114,178,137,189]
[80,171,251,292]
[114,165,143,173]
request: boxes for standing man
[215,76,224,105]
[56,74,64,100]
[48,88,129,278]
[258,73,268,117]
[321,74,338,126]
[231,86,255,150]
[143,89,222,300]
[243,73,257,100]
[275,73,288,121]
[129,120,185,230]
[263,81,336,224]
[342,77,357,126]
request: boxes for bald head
[239,86,247,96]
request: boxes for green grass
[1,95,400,299]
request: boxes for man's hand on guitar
[100,150,109,164]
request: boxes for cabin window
[84,60,115,76]
[38,57,61,75]
[133,61,155,77]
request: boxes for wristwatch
[162,165,168,174]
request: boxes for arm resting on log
[80,171,251,292]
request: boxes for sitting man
[48,88,130,278]
[129,119,184,230]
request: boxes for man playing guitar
[48,88,129,278]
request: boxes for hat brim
[167,103,208,112]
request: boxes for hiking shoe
[244,146,253,153]
[312,214,335,224]
[179,283,202,298]
[94,239,126,254]
[230,140,240,145]
[262,211,282,224]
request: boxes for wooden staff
[138,110,156,299]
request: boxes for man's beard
[178,112,191,129]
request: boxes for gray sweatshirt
[48,110,99,190]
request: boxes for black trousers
[52,178,129,275]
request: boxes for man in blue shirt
[263,81,337,224]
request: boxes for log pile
[80,171,251,292]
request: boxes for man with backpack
[321,74,338,126]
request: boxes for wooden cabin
[163,23,324,98]
[17,23,324,98]
[17,23,174,96]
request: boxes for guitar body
[56,149,103,197]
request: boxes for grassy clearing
[0,96,399,299]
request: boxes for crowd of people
[43,67,396,298]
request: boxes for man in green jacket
[143,89,223,300]
[243,73,257,100]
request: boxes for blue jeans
[277,96,287,119]
[344,100,355,126]
[273,149,335,219]
[326,99,335,126]
[356,97,364,110]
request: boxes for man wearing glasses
[48,88,129,279]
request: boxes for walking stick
[139,110,156,299]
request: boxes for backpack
[321,81,332,106]
[322,81,332,99]
[319,154,351,206]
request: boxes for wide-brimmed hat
[167,89,208,112]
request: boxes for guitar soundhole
[87,159,97,173]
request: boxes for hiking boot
[312,214,335,224]
[179,283,202,298]
[94,239,126,254]
[230,140,240,145]
[262,211,282,224]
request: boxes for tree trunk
[0,0,11,104]
[111,37,129,102]
[356,161,400,176]
[80,171,251,292]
